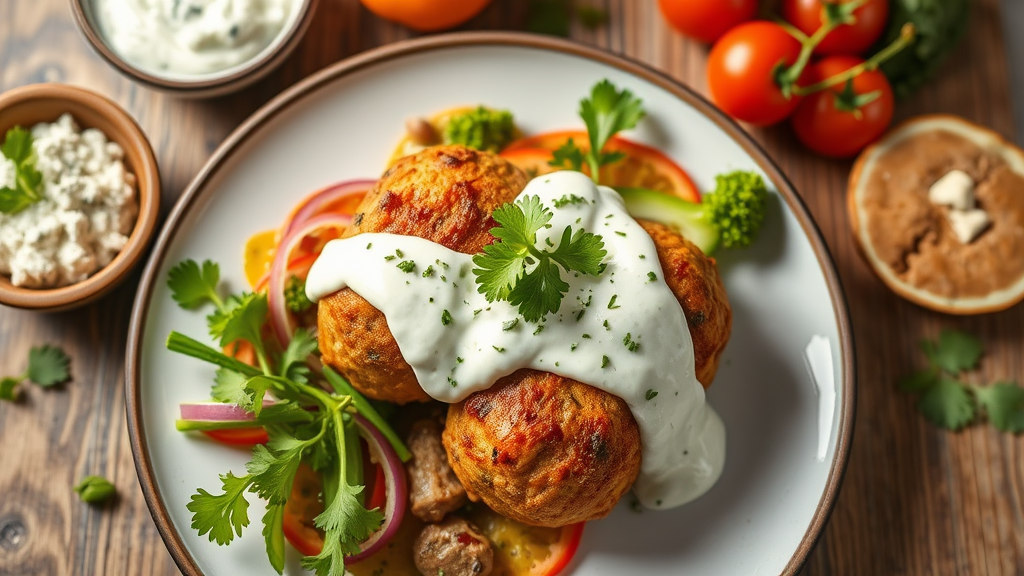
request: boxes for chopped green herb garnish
[645,389,658,401]
[603,320,610,330]
[533,325,545,336]
[284,275,313,313]
[366,243,372,250]
[493,346,506,353]
[448,377,458,388]
[601,355,610,368]
[502,318,519,332]
[623,333,640,353]
[639,254,646,260]
[395,249,404,258]
[570,343,578,351]
[647,272,657,282]
[575,309,586,321]
[553,194,589,208]
[384,255,396,261]
[615,231,626,237]
[582,334,591,339]
[441,310,453,326]
[608,295,620,309]
[457,357,464,364]
[422,265,435,278]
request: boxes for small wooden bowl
[0,84,160,312]
[69,0,319,98]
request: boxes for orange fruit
[359,0,492,32]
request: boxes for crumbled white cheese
[0,114,138,288]
[947,209,992,244]
[929,170,975,210]
[927,170,990,244]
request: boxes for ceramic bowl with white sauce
[70,0,319,98]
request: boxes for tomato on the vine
[782,0,889,55]
[707,21,805,126]
[658,0,759,44]
[791,56,894,158]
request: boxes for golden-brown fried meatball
[640,220,731,387]
[442,370,641,527]
[317,145,530,404]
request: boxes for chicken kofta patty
[443,370,641,527]
[318,145,530,404]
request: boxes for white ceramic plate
[127,33,855,576]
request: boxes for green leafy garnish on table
[166,259,410,575]
[549,79,645,183]
[473,195,606,322]
[0,344,72,401]
[0,127,44,215]
[900,330,1024,432]
[74,475,116,505]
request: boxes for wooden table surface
[1,1,1021,575]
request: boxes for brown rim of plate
[848,113,1024,315]
[125,31,857,576]
[69,0,319,97]
[0,83,160,311]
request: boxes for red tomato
[782,0,889,55]
[534,522,585,576]
[501,131,701,203]
[201,427,269,446]
[658,0,759,44]
[790,56,895,158]
[707,21,805,126]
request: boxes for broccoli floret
[284,275,313,313]
[443,106,516,153]
[705,171,767,249]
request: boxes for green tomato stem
[793,23,916,96]
[776,0,870,96]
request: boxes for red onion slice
[179,401,270,422]
[348,414,408,563]
[283,179,375,238]
[268,213,351,345]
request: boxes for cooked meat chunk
[318,145,530,404]
[407,418,469,523]
[641,220,731,387]
[414,517,493,576]
[443,370,641,527]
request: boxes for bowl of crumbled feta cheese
[70,0,319,98]
[0,83,160,311]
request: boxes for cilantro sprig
[900,330,1024,432]
[548,80,645,183]
[472,196,607,322]
[0,344,71,401]
[167,259,409,575]
[0,127,44,215]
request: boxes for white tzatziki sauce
[306,171,726,509]
[94,0,295,77]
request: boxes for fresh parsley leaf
[262,504,286,574]
[26,345,70,387]
[579,80,645,180]
[211,368,249,406]
[922,330,983,374]
[549,139,586,171]
[278,328,317,384]
[187,472,253,545]
[208,292,268,348]
[246,430,306,505]
[0,127,43,215]
[473,196,606,322]
[302,414,384,576]
[917,378,975,430]
[507,258,570,322]
[168,260,222,310]
[975,382,1024,433]
[0,377,19,401]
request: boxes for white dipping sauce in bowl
[93,0,297,77]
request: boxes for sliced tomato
[201,427,269,446]
[536,522,585,576]
[501,130,699,202]
[364,461,388,512]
